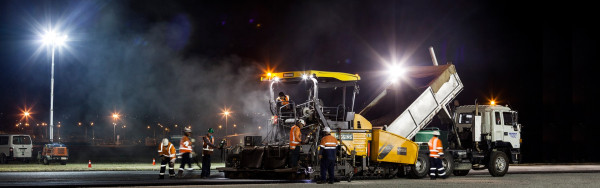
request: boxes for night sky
[1,0,597,163]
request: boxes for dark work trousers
[201,154,211,178]
[159,157,175,178]
[289,147,300,168]
[320,159,335,183]
[429,157,446,178]
[179,153,192,172]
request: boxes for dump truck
[414,103,522,177]
[217,48,465,180]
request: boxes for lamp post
[41,30,67,143]
[90,122,95,144]
[222,110,230,137]
[112,113,119,143]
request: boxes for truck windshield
[13,136,31,145]
[502,112,513,125]
[458,113,473,124]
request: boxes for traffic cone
[88,160,92,168]
[153,158,156,165]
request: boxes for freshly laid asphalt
[0,165,599,187]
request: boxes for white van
[0,134,33,163]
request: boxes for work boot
[430,176,436,180]
[328,181,334,184]
[316,181,325,184]
[177,170,184,178]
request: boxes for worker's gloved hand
[170,158,176,164]
[318,155,322,160]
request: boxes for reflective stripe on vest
[203,136,214,151]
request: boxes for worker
[289,119,304,168]
[318,126,338,184]
[428,130,446,180]
[177,127,193,177]
[201,128,218,178]
[277,92,290,106]
[157,138,176,179]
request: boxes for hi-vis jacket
[319,134,338,161]
[289,125,301,149]
[203,135,217,155]
[428,136,444,158]
[158,142,176,160]
[277,95,290,106]
[179,135,192,154]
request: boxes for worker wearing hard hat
[428,130,447,180]
[318,126,338,184]
[289,119,304,168]
[177,127,193,177]
[158,138,176,179]
[277,92,290,106]
[201,128,218,178]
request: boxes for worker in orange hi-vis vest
[317,127,338,184]
[289,119,304,168]
[158,138,176,179]
[428,130,447,180]
[201,128,217,178]
[177,128,193,177]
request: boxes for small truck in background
[38,143,69,165]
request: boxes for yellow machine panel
[353,114,372,130]
[370,129,418,164]
[332,131,372,156]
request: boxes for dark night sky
[1,0,598,163]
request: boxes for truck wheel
[60,161,67,165]
[441,154,454,178]
[453,170,470,176]
[408,155,429,179]
[43,157,49,165]
[488,151,509,177]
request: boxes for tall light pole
[222,110,230,136]
[112,113,119,143]
[41,30,67,143]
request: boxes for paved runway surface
[1,165,599,187]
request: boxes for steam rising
[54,2,271,141]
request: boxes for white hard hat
[323,127,331,133]
[297,119,305,125]
[184,127,192,133]
[433,131,440,136]
[162,138,169,146]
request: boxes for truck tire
[453,170,470,176]
[488,151,509,177]
[43,157,49,165]
[60,161,67,165]
[408,155,429,179]
[441,154,454,178]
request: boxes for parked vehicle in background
[38,143,69,165]
[0,134,33,163]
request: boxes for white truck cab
[0,134,34,163]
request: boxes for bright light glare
[42,32,68,46]
[490,100,496,105]
[302,74,308,80]
[388,64,405,83]
[273,76,280,82]
[267,72,272,77]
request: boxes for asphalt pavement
[0,165,599,187]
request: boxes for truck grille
[57,148,66,155]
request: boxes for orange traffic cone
[153,158,156,165]
[88,160,92,168]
